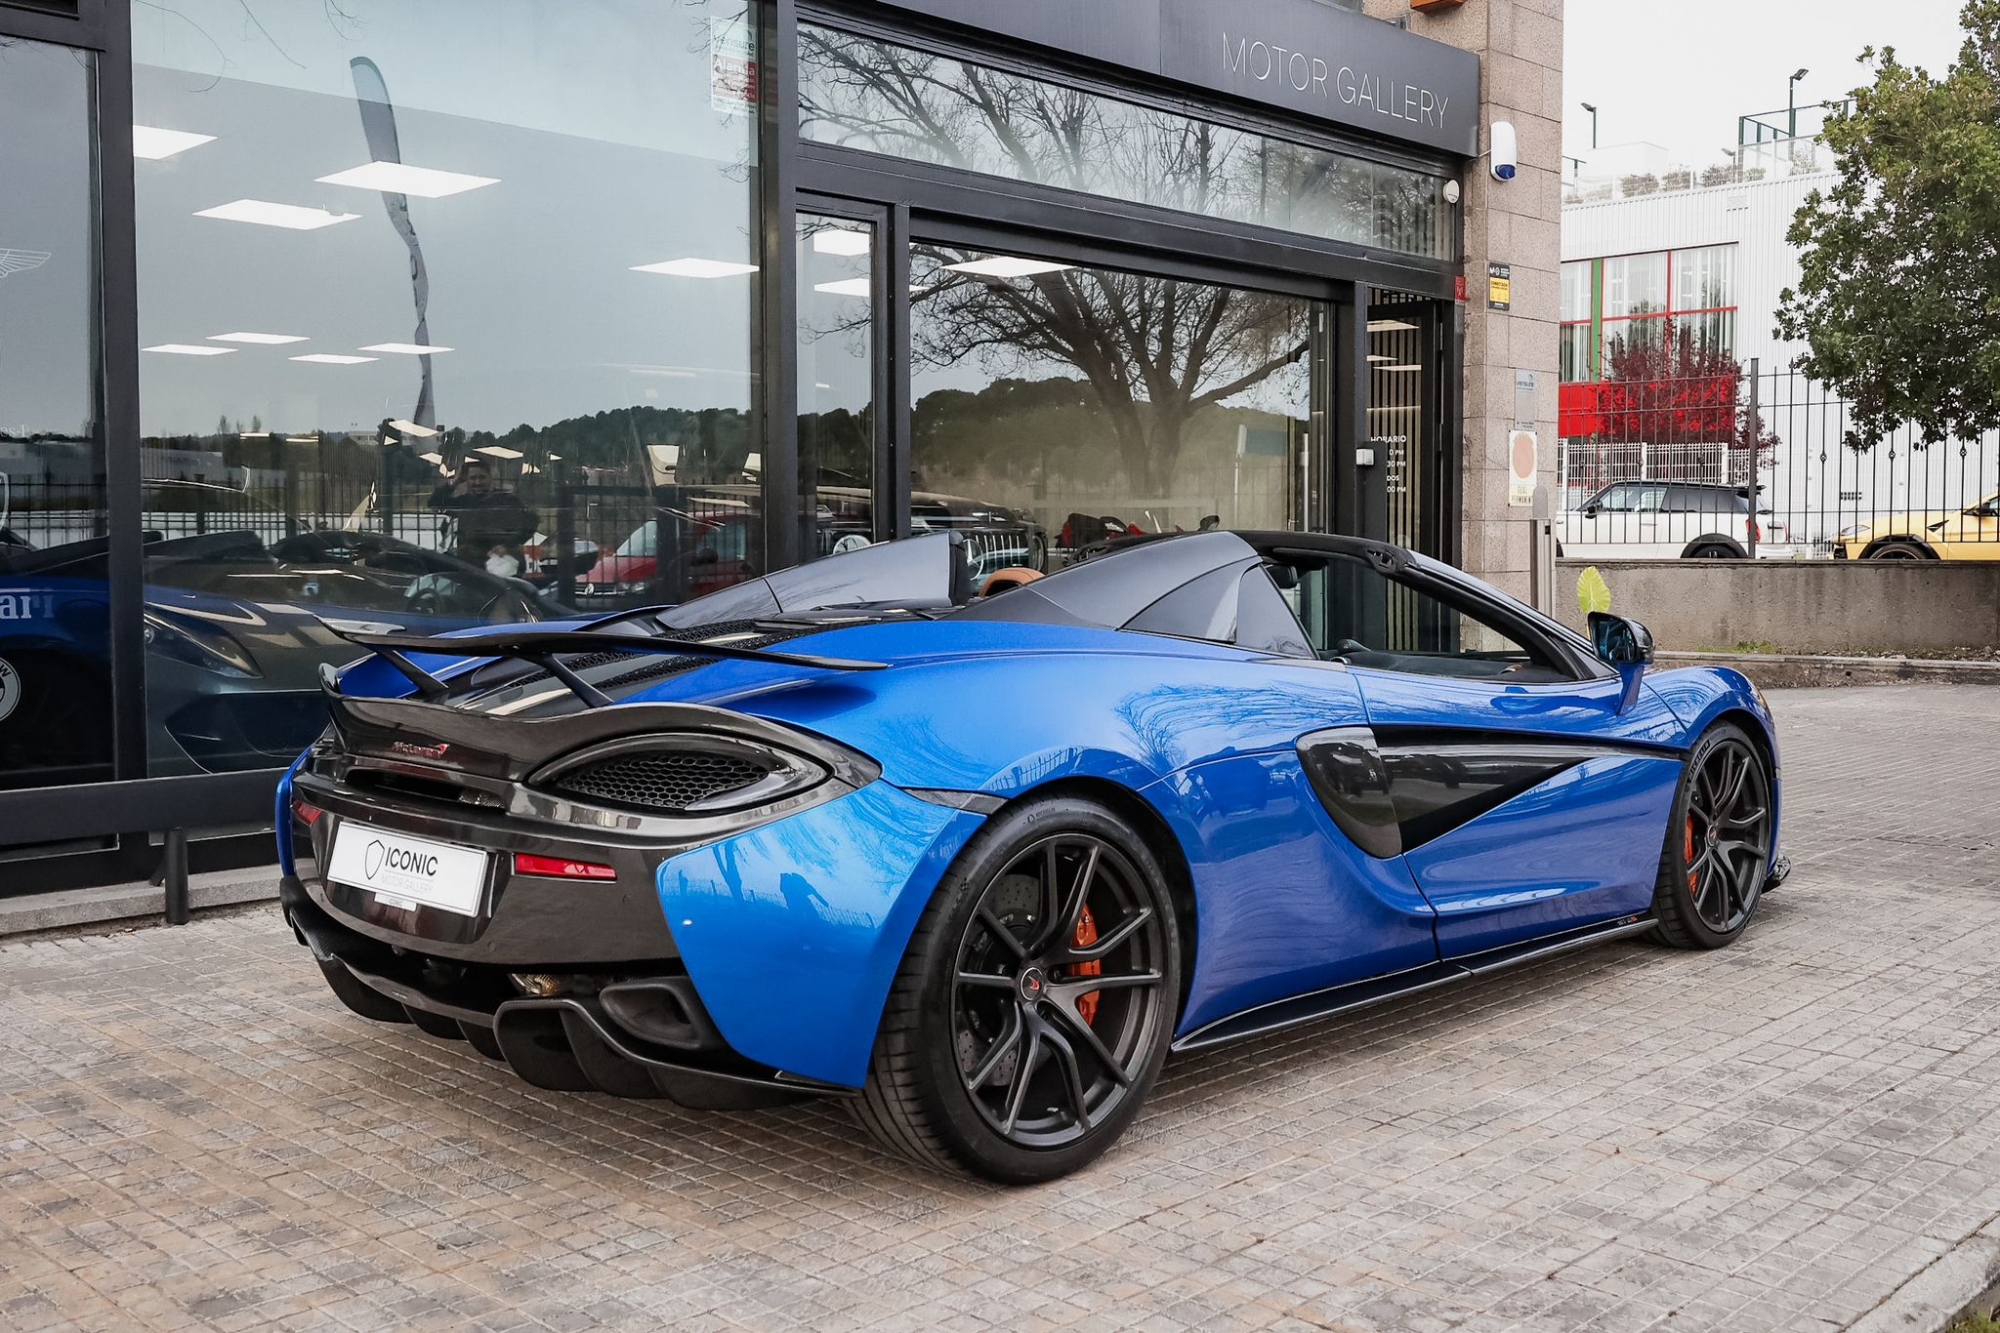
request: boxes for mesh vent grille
[552,749,772,813]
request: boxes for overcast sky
[1564,0,1971,164]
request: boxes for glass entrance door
[906,243,1320,574]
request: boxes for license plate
[326,822,490,917]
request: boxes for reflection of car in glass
[0,528,560,786]
[1561,481,1790,559]
[1835,491,2000,560]
[577,509,756,603]
[577,487,1047,604]
[279,529,1784,1183]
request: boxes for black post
[1747,358,1760,559]
[555,458,577,606]
[757,0,801,573]
[162,828,189,925]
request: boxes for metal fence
[1558,364,2000,559]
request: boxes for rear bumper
[280,876,850,1107]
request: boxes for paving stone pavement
[4,686,2000,1333]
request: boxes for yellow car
[1836,491,2000,560]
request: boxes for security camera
[1490,121,1518,181]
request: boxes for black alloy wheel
[1863,540,1933,560]
[1653,723,1774,948]
[853,796,1180,1182]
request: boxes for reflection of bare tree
[913,256,1306,495]
[800,28,1439,252]
[802,32,1314,494]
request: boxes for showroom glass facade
[0,0,1471,888]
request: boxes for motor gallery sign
[1220,32,1455,143]
[865,0,1481,157]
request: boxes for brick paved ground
[4,686,2000,1333]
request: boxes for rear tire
[1652,723,1774,950]
[851,795,1181,1183]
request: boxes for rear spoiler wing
[326,627,884,709]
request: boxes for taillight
[513,852,617,881]
[292,798,324,825]
[1748,517,1761,543]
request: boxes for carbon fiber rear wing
[326,627,885,709]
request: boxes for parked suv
[1561,481,1790,560]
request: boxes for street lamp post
[1788,69,1809,138]
[1581,101,1598,150]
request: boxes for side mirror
[1589,612,1655,665]
[1582,505,1599,519]
[1588,612,1655,713]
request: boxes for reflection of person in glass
[428,457,535,575]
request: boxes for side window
[1283,554,1570,682]
[1595,485,1633,512]
[1634,486,1668,513]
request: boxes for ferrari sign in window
[327,823,489,917]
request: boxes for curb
[0,871,279,941]
[1658,651,2000,690]
[1847,1212,2000,1332]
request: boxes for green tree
[1776,0,2000,450]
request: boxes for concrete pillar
[1365,0,1563,600]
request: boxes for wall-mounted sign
[1508,429,1538,507]
[867,0,1482,155]
[1373,434,1411,496]
[1487,263,1512,311]
[709,3,759,116]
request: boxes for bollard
[162,828,190,925]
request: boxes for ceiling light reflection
[945,255,1073,279]
[631,258,760,278]
[360,343,454,355]
[144,344,235,356]
[388,418,439,437]
[316,162,500,198]
[211,331,309,345]
[291,353,376,365]
[132,126,216,160]
[812,229,872,256]
[195,200,360,230]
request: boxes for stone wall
[1551,560,2000,656]
[1365,0,1565,601]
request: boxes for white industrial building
[1561,141,1997,546]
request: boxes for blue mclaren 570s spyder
[277,529,1786,1182]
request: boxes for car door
[1565,483,1629,558]
[1939,494,2000,560]
[1631,482,1671,556]
[1282,543,1688,959]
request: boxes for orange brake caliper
[1686,817,1700,896]
[1073,906,1104,1025]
